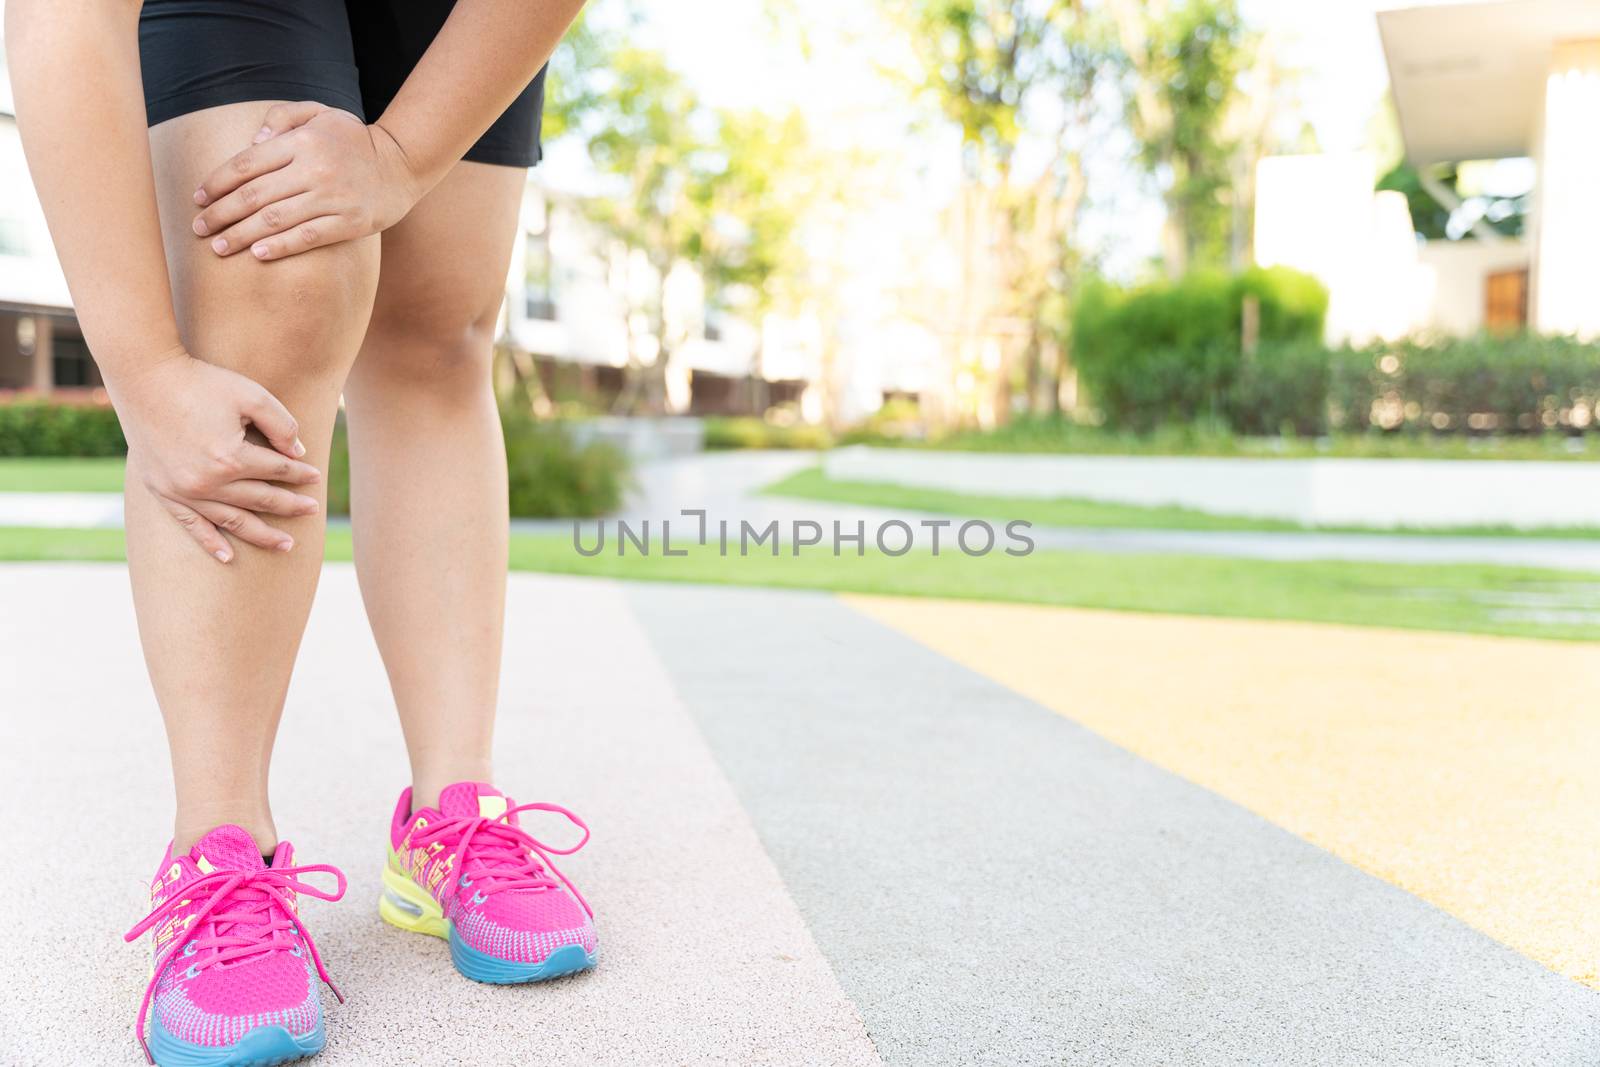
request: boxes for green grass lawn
[762,467,1600,540]
[3,525,1597,642]
[0,457,126,492]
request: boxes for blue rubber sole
[447,929,597,984]
[148,1013,324,1067]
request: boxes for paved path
[5,562,1600,1064]
[10,451,1600,571]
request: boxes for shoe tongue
[438,781,510,820]
[189,825,266,873]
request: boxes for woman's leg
[134,102,380,852]
[342,162,525,810]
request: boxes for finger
[194,500,295,553]
[236,386,306,459]
[193,173,305,241]
[213,480,320,518]
[160,496,233,564]
[195,137,294,206]
[249,217,352,262]
[236,442,322,485]
[253,101,327,144]
[205,193,321,256]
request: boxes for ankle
[173,811,277,857]
[410,760,495,813]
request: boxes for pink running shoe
[378,782,597,983]
[124,825,346,1066]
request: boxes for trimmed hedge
[702,415,833,450]
[1072,266,1600,438]
[1227,339,1335,436]
[1072,267,1329,432]
[0,397,126,457]
[1228,334,1600,438]
[327,408,629,518]
[1332,334,1600,435]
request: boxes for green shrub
[1232,266,1329,346]
[702,415,832,450]
[326,408,629,519]
[503,408,628,518]
[937,414,1241,454]
[1072,267,1328,432]
[1327,346,1382,434]
[924,414,1598,459]
[0,397,127,457]
[1228,339,1339,436]
[1327,334,1600,435]
[837,397,926,446]
[327,420,353,517]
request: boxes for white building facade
[1255,1,1600,343]
[501,181,820,417]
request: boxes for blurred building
[501,181,818,418]
[1257,0,1600,343]
[1254,152,1434,344]
[0,99,819,416]
[1379,0,1600,338]
[0,73,100,395]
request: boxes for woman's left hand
[191,102,424,262]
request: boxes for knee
[186,237,380,387]
[361,287,502,394]
[247,241,379,379]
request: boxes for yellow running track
[845,593,1600,986]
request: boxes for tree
[888,0,1115,423]
[689,108,822,413]
[541,7,611,143]
[1110,0,1252,275]
[548,31,815,415]
[580,47,710,412]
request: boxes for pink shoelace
[123,862,347,1064]
[410,801,593,916]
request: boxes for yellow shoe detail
[378,863,448,939]
[478,795,507,819]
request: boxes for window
[51,334,94,387]
[524,230,557,321]
[0,218,28,256]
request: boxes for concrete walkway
[5,562,1600,1064]
[9,451,1600,571]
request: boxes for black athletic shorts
[138,0,546,168]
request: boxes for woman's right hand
[111,349,323,563]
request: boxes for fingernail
[305,500,320,515]
[277,540,294,553]
[214,549,231,563]
[194,188,208,206]
[211,237,227,254]
[192,217,209,236]
[292,438,307,458]
[254,126,272,144]
[252,242,269,259]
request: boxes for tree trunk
[614,274,673,415]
